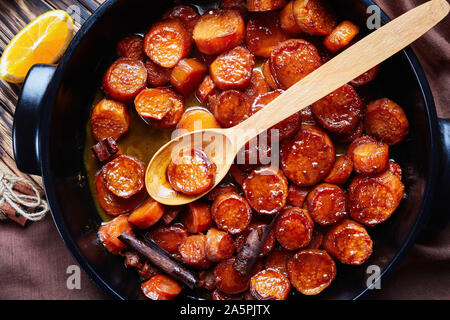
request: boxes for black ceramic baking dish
[12,0,450,299]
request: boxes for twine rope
[0,172,48,221]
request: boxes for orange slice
[0,10,74,83]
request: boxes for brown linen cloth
[0,0,449,300]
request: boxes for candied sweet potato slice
[212,90,252,127]
[148,223,188,253]
[162,5,199,35]
[287,185,310,207]
[306,183,347,225]
[250,269,291,300]
[352,140,389,175]
[144,59,171,87]
[167,148,216,196]
[261,59,278,90]
[214,257,250,294]
[247,0,287,12]
[324,154,353,185]
[102,155,145,198]
[323,20,359,53]
[116,35,145,60]
[102,57,147,102]
[205,227,235,262]
[134,88,174,120]
[264,247,293,277]
[210,46,255,90]
[178,234,211,269]
[349,170,405,226]
[323,219,373,265]
[243,166,288,215]
[128,198,165,229]
[350,65,379,86]
[269,39,321,89]
[170,58,207,96]
[98,214,134,254]
[175,108,220,136]
[275,207,313,250]
[245,12,288,58]
[183,201,213,233]
[141,274,182,300]
[147,90,185,128]
[311,84,362,135]
[287,249,336,295]
[212,192,252,234]
[144,20,192,68]
[193,9,245,55]
[196,75,218,104]
[280,1,302,35]
[364,98,409,145]
[90,98,129,141]
[280,125,335,186]
[293,0,336,36]
[244,71,270,103]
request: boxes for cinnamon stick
[233,213,280,277]
[12,181,45,197]
[1,202,27,227]
[118,232,198,289]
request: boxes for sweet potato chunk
[230,164,248,186]
[280,125,335,186]
[170,58,207,96]
[135,88,174,120]
[323,20,359,53]
[103,155,145,198]
[144,20,192,68]
[280,1,302,35]
[98,215,134,254]
[264,247,293,277]
[306,183,347,225]
[243,166,288,215]
[270,39,321,89]
[206,185,236,201]
[95,172,146,216]
[147,90,185,128]
[364,98,409,145]
[250,269,291,300]
[388,160,402,180]
[244,71,270,103]
[116,35,145,60]
[287,249,336,295]
[324,154,353,185]
[210,46,255,90]
[212,192,252,234]
[167,148,216,196]
[352,140,389,175]
[128,198,165,229]
[175,108,220,136]
[350,65,379,86]
[183,202,213,234]
[245,12,288,58]
[323,219,373,265]
[196,75,218,104]
[347,136,378,160]
[349,170,405,226]
[193,9,245,55]
[247,0,287,12]
[212,90,252,127]
[287,185,310,207]
[102,58,147,102]
[205,227,235,262]
[178,234,211,269]
[311,84,362,134]
[214,257,250,294]
[144,59,171,87]
[90,98,129,141]
[330,121,363,143]
[141,274,182,300]
[275,207,314,250]
[149,223,188,253]
[261,60,278,90]
[162,5,200,35]
[293,0,337,36]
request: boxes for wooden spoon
[146,0,449,205]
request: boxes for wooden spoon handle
[231,0,449,144]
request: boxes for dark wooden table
[0,0,105,195]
